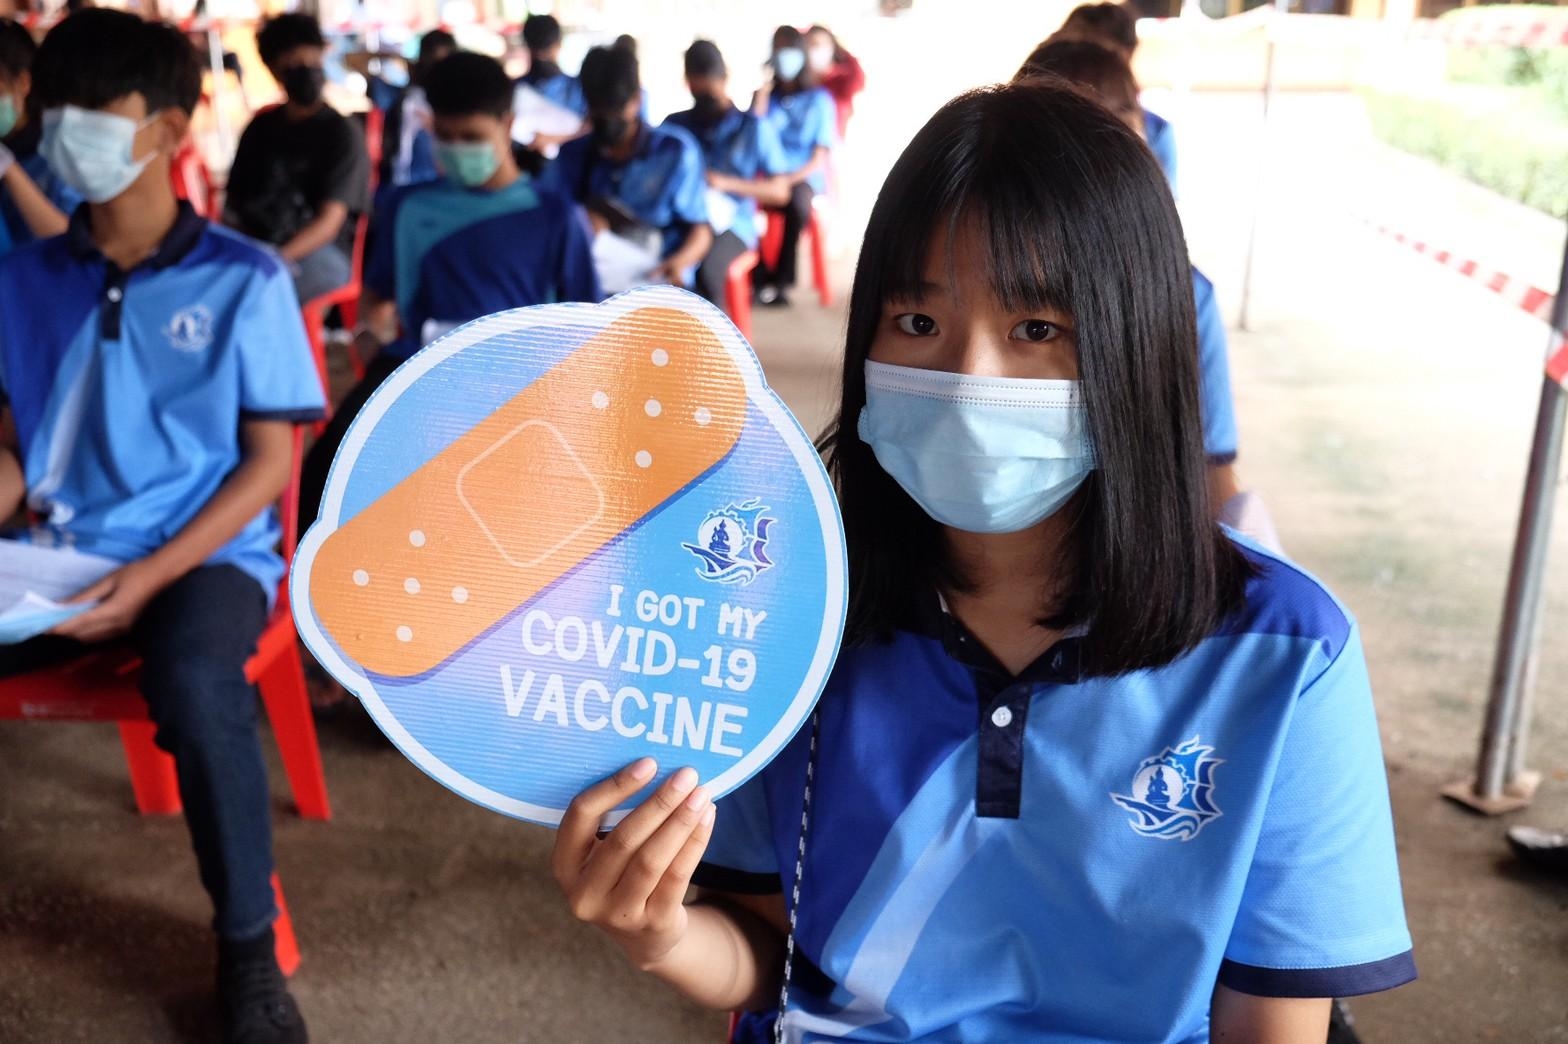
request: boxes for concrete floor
[5,10,1568,1040]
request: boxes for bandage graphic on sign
[309,306,747,677]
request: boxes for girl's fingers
[644,801,717,921]
[574,767,701,900]
[553,757,658,889]
[606,784,713,909]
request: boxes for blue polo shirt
[1194,267,1238,464]
[757,88,836,195]
[542,122,709,261]
[1145,108,1177,191]
[1,121,83,254]
[663,103,789,250]
[0,203,325,601]
[699,541,1415,1042]
[520,69,588,117]
[365,175,601,360]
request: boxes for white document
[591,229,664,296]
[704,188,739,237]
[0,540,120,643]
[510,82,585,148]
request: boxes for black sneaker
[1507,825,1568,876]
[218,930,308,1044]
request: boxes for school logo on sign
[164,305,214,354]
[1111,736,1224,842]
[683,500,775,585]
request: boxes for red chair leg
[257,645,332,821]
[118,720,182,816]
[760,210,784,273]
[271,873,300,977]
[725,251,758,342]
[811,215,833,308]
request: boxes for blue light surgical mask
[0,96,17,139]
[40,105,159,204]
[772,47,806,82]
[435,140,501,188]
[857,360,1096,534]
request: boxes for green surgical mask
[435,141,500,188]
[0,96,18,139]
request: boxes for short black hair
[823,80,1251,676]
[1017,39,1139,113]
[417,28,457,64]
[773,24,804,50]
[424,51,511,119]
[33,10,201,116]
[578,45,638,112]
[521,14,561,53]
[684,39,725,80]
[255,12,324,70]
[1058,3,1138,54]
[0,19,37,80]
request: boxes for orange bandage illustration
[310,306,748,677]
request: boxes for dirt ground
[4,8,1568,1041]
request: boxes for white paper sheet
[510,82,586,148]
[591,229,664,296]
[0,540,120,643]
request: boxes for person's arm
[0,150,69,239]
[785,144,829,188]
[553,759,788,1011]
[654,222,713,285]
[1210,988,1330,1043]
[52,418,293,642]
[0,409,23,520]
[1208,462,1241,521]
[708,170,792,208]
[277,200,349,264]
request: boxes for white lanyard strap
[774,707,822,1044]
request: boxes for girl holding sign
[551,79,1414,1042]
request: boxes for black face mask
[692,93,726,124]
[282,65,326,106]
[591,115,631,150]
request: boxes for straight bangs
[826,79,1252,675]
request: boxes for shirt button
[106,287,123,303]
[990,705,1014,729]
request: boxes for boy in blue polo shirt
[298,50,600,536]
[664,40,791,307]
[0,12,322,1043]
[0,18,77,253]
[542,45,711,293]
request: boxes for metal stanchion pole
[1444,229,1568,815]
[1237,0,1287,332]
[205,26,234,162]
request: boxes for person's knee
[140,658,258,756]
[789,184,815,221]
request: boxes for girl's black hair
[821,79,1252,677]
[1018,39,1139,113]
[33,9,201,116]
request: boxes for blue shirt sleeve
[539,141,585,201]
[1193,269,1239,463]
[811,89,837,151]
[555,200,602,303]
[1144,108,1178,193]
[693,769,781,894]
[238,262,328,421]
[1218,626,1416,998]
[669,136,710,229]
[752,114,791,177]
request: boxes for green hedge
[1440,5,1568,118]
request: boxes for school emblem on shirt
[683,499,775,585]
[164,304,214,354]
[1111,736,1224,842]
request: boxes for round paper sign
[292,286,848,825]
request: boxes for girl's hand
[552,758,717,969]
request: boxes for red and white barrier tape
[1409,15,1568,49]
[1364,219,1568,387]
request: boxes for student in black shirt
[224,13,369,301]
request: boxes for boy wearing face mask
[542,44,711,291]
[0,11,324,1043]
[663,39,790,308]
[296,51,600,538]
[223,12,369,302]
[0,18,77,253]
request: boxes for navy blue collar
[912,587,1084,687]
[66,199,206,271]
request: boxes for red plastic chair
[0,428,329,975]
[300,212,371,404]
[171,141,221,220]
[760,207,832,308]
[725,250,760,341]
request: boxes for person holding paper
[298,50,600,539]
[512,13,587,159]
[0,13,324,1043]
[550,79,1415,1042]
[542,45,711,294]
[664,40,791,309]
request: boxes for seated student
[541,45,709,293]
[751,24,836,307]
[1048,1,1176,190]
[551,79,1414,1042]
[297,50,600,535]
[663,40,790,308]
[1015,39,1262,539]
[512,12,586,157]
[805,24,865,141]
[223,12,370,302]
[377,28,457,192]
[0,18,77,252]
[0,11,324,1043]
